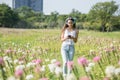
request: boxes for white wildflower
[22,52,27,54]
[3,56,10,61]
[51,59,57,64]
[14,59,19,64]
[18,61,24,64]
[26,62,36,68]
[67,73,76,80]
[41,65,46,72]
[85,66,92,72]
[105,65,115,77]
[26,74,34,80]
[89,50,95,54]
[45,59,50,62]
[17,48,22,53]
[55,66,62,75]
[15,65,25,70]
[3,56,12,63]
[3,68,6,72]
[115,68,120,76]
[7,76,16,80]
[88,62,95,67]
[48,63,56,73]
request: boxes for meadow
[0,28,120,80]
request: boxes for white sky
[0,0,120,14]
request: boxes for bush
[82,22,101,31]
[13,20,34,28]
[82,22,91,30]
[34,22,48,29]
[76,22,84,29]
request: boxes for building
[0,0,43,12]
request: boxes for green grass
[0,28,120,59]
[79,30,120,39]
[0,28,120,79]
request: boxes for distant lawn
[0,28,120,40]
[79,30,120,39]
[0,28,120,56]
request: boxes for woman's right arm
[61,32,68,42]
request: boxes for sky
[0,0,120,14]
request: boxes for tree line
[0,1,120,32]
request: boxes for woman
[60,17,79,79]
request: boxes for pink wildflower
[67,61,74,69]
[32,59,42,65]
[15,69,23,77]
[78,57,88,66]
[5,48,12,54]
[55,61,61,67]
[93,56,101,62]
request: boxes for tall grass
[0,28,120,80]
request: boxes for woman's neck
[67,27,74,31]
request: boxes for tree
[15,6,35,19]
[47,11,59,28]
[79,13,87,22]
[88,1,118,32]
[69,9,82,22]
[0,4,19,27]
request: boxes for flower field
[0,28,120,80]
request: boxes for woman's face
[67,19,74,28]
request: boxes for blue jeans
[61,44,75,76]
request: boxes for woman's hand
[68,36,74,39]
[67,35,75,40]
[69,30,79,43]
[61,29,79,43]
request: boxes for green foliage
[82,21,101,31]
[13,19,34,28]
[34,22,48,29]
[0,1,120,31]
[14,6,46,28]
[82,22,91,30]
[15,6,35,19]
[76,22,83,29]
[69,9,81,21]
[69,9,88,22]
[88,1,118,32]
[47,11,59,28]
[0,4,19,27]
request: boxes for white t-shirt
[62,29,76,46]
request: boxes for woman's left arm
[71,30,79,43]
